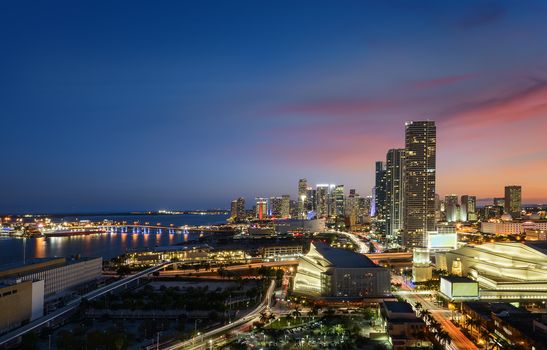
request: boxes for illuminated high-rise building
[306,187,316,214]
[270,196,283,218]
[504,185,522,219]
[372,161,386,218]
[333,184,345,218]
[403,120,436,248]
[493,197,505,208]
[345,189,359,227]
[255,197,268,220]
[298,179,308,219]
[445,195,459,222]
[230,197,245,221]
[460,195,476,222]
[281,194,290,219]
[385,149,405,247]
[316,185,329,218]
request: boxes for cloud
[440,79,547,126]
[409,73,477,89]
[459,2,506,28]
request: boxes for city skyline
[2,1,547,212]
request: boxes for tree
[116,265,131,277]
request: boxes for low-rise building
[0,257,102,300]
[0,280,44,334]
[439,276,479,302]
[481,220,547,235]
[125,245,249,266]
[293,242,390,299]
[438,241,547,300]
[381,301,430,350]
[259,245,303,259]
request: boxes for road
[392,275,478,350]
[0,263,169,347]
[161,279,276,350]
[329,230,370,254]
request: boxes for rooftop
[441,276,477,283]
[312,242,380,268]
[383,301,415,314]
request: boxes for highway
[329,230,370,254]
[0,263,169,347]
[161,279,276,350]
[392,275,478,350]
[158,260,298,277]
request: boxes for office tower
[306,187,316,214]
[434,194,442,222]
[255,197,268,220]
[360,196,372,219]
[230,200,238,220]
[493,197,505,207]
[270,197,282,218]
[460,195,477,222]
[230,197,245,221]
[316,184,330,218]
[298,179,308,219]
[333,184,345,218]
[505,185,522,219]
[385,149,405,247]
[281,195,290,219]
[403,120,436,248]
[346,189,360,227]
[289,199,299,219]
[445,195,459,222]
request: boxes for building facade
[293,242,390,298]
[385,149,405,247]
[505,185,522,219]
[403,120,436,248]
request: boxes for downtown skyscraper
[403,120,436,248]
[504,185,522,219]
[385,149,405,247]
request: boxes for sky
[1,0,547,213]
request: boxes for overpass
[160,279,276,350]
[0,263,170,347]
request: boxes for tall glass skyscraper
[403,120,436,248]
[385,148,405,247]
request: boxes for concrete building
[439,242,547,300]
[445,195,459,222]
[505,185,522,219]
[281,195,290,219]
[0,257,102,300]
[439,276,479,301]
[480,221,547,235]
[230,197,245,222]
[293,242,390,299]
[403,120,436,248]
[0,280,44,334]
[460,195,477,222]
[381,301,430,350]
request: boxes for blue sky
[1,1,547,212]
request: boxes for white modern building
[293,242,390,298]
[439,242,547,300]
[480,221,547,235]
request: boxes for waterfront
[0,214,228,266]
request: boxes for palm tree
[479,328,491,350]
[437,330,451,346]
[291,306,302,318]
[414,302,423,315]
